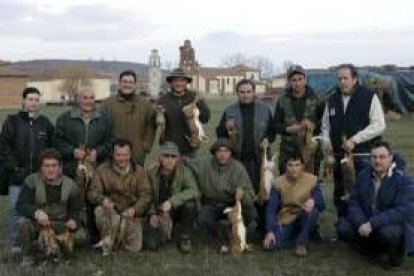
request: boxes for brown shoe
[294,244,308,257]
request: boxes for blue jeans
[268,210,319,250]
[9,185,22,246]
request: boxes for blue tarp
[306,70,414,113]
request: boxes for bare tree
[221,53,250,67]
[250,55,275,78]
[282,60,294,71]
[59,64,93,101]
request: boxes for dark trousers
[197,203,257,241]
[266,210,319,251]
[143,202,197,250]
[337,218,404,262]
[333,156,371,217]
[241,158,266,234]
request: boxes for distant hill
[11,59,151,78]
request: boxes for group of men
[1,63,413,269]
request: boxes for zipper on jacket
[29,120,34,173]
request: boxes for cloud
[193,29,414,68]
[0,1,159,41]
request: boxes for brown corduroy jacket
[88,161,152,216]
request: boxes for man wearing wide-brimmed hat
[157,68,210,158]
[144,141,199,253]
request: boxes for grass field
[0,96,414,276]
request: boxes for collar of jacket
[286,85,314,99]
[169,89,190,99]
[116,91,137,102]
[70,107,101,119]
[19,110,40,120]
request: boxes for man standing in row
[274,65,324,175]
[1,87,54,253]
[216,79,275,194]
[158,68,210,159]
[322,64,386,217]
[102,70,157,165]
[53,87,114,179]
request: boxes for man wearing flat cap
[144,142,200,253]
[157,68,211,158]
[188,138,257,248]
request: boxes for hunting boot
[178,234,192,254]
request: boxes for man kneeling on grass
[88,138,152,255]
[144,142,200,253]
[189,138,257,251]
[16,149,85,267]
[263,150,324,257]
[337,141,414,269]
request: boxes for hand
[343,139,355,152]
[195,96,205,104]
[65,219,77,230]
[286,123,302,134]
[123,207,136,218]
[301,198,315,213]
[86,149,97,162]
[301,119,314,131]
[358,222,372,237]
[161,201,172,213]
[149,214,160,228]
[235,189,244,201]
[74,148,87,160]
[263,232,276,250]
[35,210,50,226]
[102,198,114,211]
[225,119,236,130]
[260,138,269,149]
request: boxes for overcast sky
[1,0,413,71]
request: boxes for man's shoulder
[24,172,41,188]
[56,110,72,122]
[95,161,112,174]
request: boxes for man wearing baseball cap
[274,65,324,175]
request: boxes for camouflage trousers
[18,217,86,256]
[94,206,143,252]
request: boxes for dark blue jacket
[346,162,414,254]
[265,180,325,233]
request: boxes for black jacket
[0,111,54,185]
[158,90,210,155]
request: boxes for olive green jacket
[101,93,157,164]
[146,162,200,215]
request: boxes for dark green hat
[210,138,235,155]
